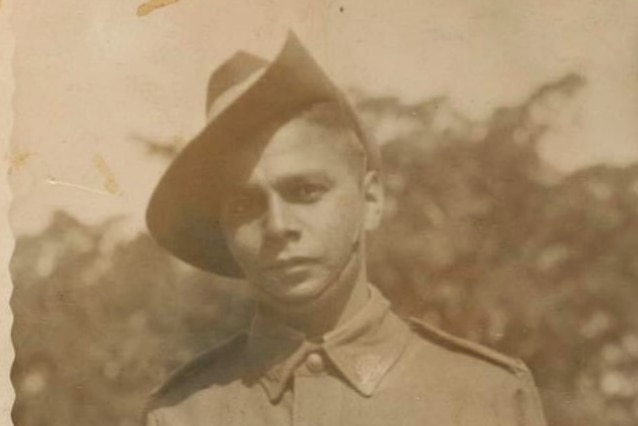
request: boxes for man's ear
[362,170,384,231]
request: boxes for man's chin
[256,278,331,310]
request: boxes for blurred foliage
[11,74,638,426]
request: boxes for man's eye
[288,183,327,203]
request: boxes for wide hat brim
[146,32,378,277]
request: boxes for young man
[144,33,547,426]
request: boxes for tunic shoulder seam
[408,317,526,375]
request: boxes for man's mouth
[264,257,316,273]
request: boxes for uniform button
[305,352,325,373]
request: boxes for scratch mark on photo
[93,154,120,195]
[9,151,38,174]
[137,0,181,17]
[46,177,112,196]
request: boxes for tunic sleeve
[492,359,547,426]
[514,361,548,426]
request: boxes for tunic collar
[246,286,411,402]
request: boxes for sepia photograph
[7,1,638,425]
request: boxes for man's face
[219,117,382,309]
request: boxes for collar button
[305,352,325,374]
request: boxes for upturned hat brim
[146,32,378,277]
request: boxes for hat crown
[205,51,268,121]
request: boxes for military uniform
[144,286,546,426]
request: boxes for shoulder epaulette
[150,332,248,400]
[409,317,526,375]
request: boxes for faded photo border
[1,0,16,424]
[6,1,638,426]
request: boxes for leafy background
[10,75,638,426]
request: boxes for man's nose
[263,196,299,240]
